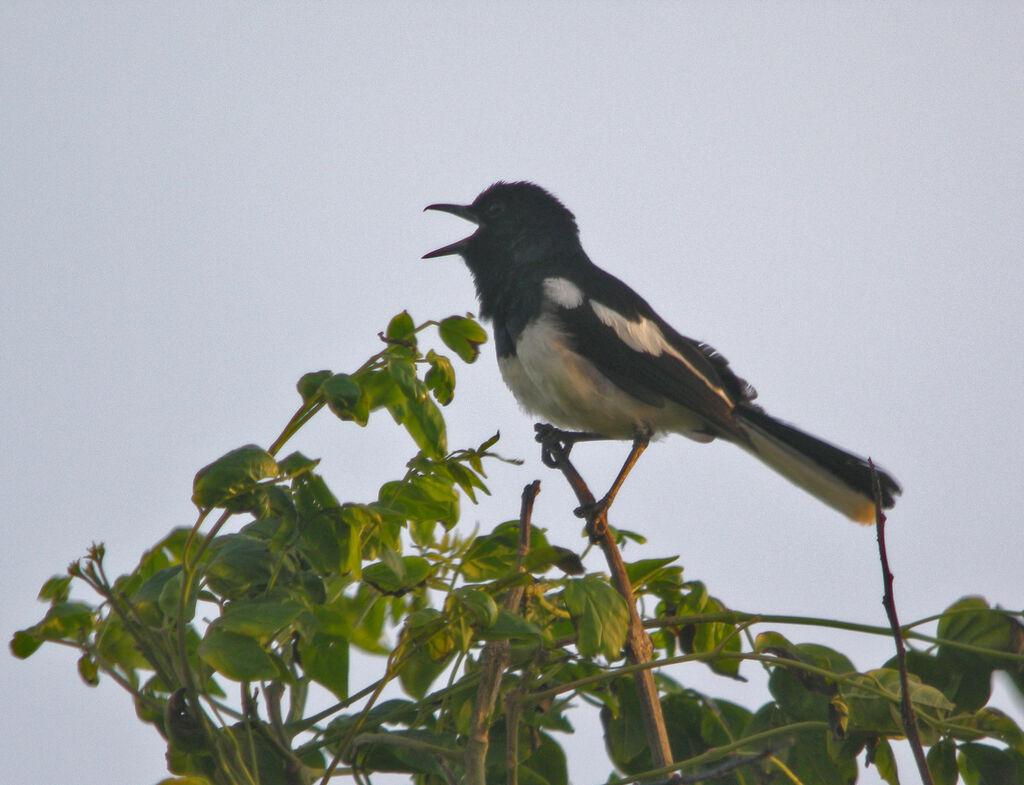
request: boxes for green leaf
[384,358,447,458]
[276,451,320,476]
[939,598,1017,659]
[297,509,343,574]
[321,373,369,426]
[424,350,455,405]
[978,708,1024,754]
[358,368,404,411]
[452,588,499,628]
[363,556,432,596]
[937,598,1024,713]
[218,597,303,639]
[767,651,840,722]
[698,698,752,748]
[198,625,278,681]
[958,742,1019,785]
[518,730,568,785]
[661,691,709,764]
[293,469,340,511]
[547,545,586,575]
[624,556,679,590]
[563,576,629,660]
[77,653,99,686]
[95,614,149,671]
[401,394,447,459]
[787,725,858,785]
[397,643,454,700]
[438,315,487,363]
[939,650,994,713]
[38,574,72,603]
[460,522,522,581]
[842,669,952,745]
[192,445,278,509]
[164,689,208,754]
[155,778,211,785]
[690,596,742,677]
[29,601,95,641]
[671,583,741,676]
[130,566,184,627]
[601,677,655,771]
[951,707,1024,753]
[312,600,388,655]
[385,310,416,343]
[443,459,488,502]
[869,737,900,785]
[204,535,279,599]
[842,670,905,735]
[221,724,300,785]
[338,728,453,777]
[297,369,332,403]
[301,633,349,700]
[478,609,544,643]
[9,630,43,659]
[386,357,423,401]
[765,646,851,712]
[928,738,959,785]
[376,475,459,528]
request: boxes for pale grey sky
[3,4,1022,784]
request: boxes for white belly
[497,313,710,440]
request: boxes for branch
[602,722,819,785]
[630,745,780,785]
[351,732,462,762]
[464,481,541,785]
[871,460,933,785]
[537,430,674,774]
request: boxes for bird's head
[423,182,578,266]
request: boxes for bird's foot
[574,427,653,521]
[573,495,611,521]
[534,424,604,468]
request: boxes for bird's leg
[574,427,652,520]
[534,423,607,468]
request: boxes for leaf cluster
[11,312,1024,785]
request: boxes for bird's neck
[467,235,587,346]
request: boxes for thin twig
[602,723,820,785]
[871,460,933,785]
[350,732,463,761]
[636,744,781,785]
[537,429,673,774]
[505,685,523,785]
[464,481,541,785]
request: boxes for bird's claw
[573,495,610,520]
[535,423,576,467]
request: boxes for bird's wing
[543,269,755,439]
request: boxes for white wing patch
[542,277,584,309]
[589,300,732,405]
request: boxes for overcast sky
[3,4,1022,784]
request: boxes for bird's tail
[733,405,901,524]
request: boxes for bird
[423,181,900,523]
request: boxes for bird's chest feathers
[495,276,711,438]
[497,312,649,438]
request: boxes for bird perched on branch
[424,181,900,523]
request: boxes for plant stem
[871,461,934,785]
[537,428,674,778]
[465,481,540,785]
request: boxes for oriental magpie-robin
[424,182,900,523]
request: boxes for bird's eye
[486,201,505,217]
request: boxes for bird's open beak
[423,203,479,258]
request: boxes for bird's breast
[497,313,709,439]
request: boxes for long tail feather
[734,405,901,524]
